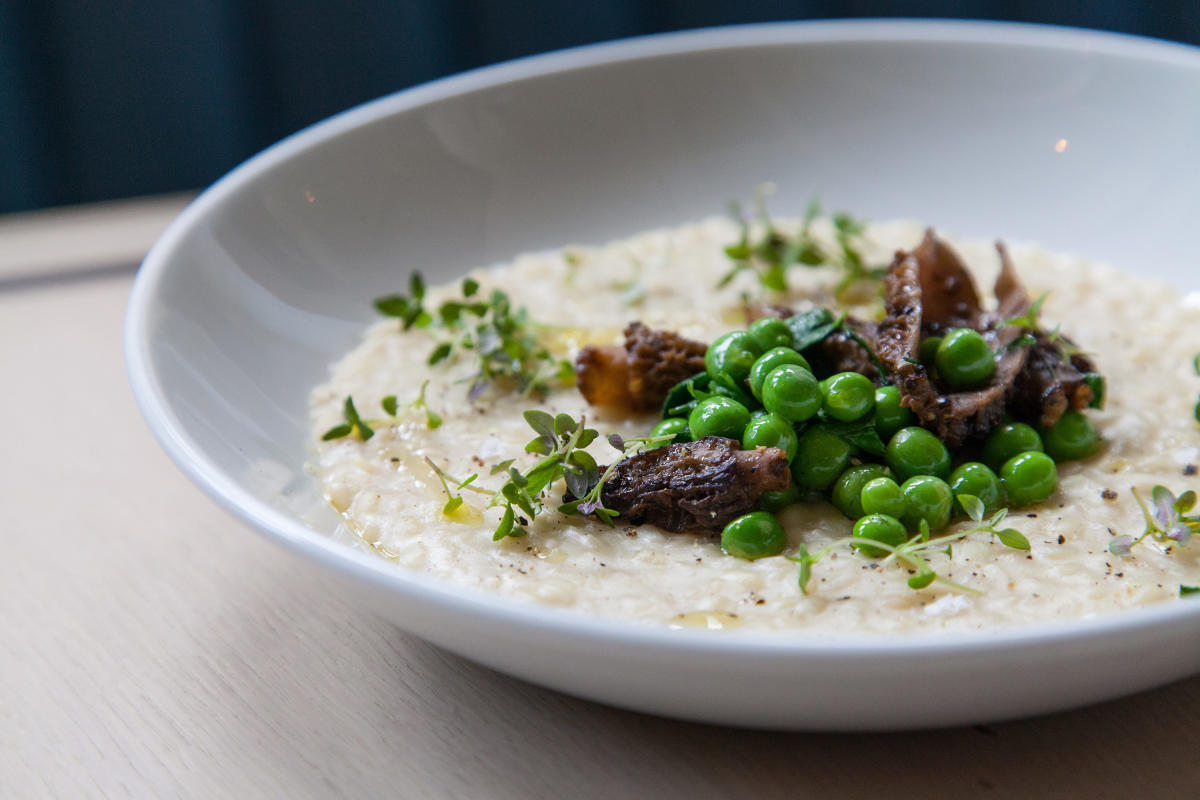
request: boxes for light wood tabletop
[3,195,1199,799]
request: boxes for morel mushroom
[575,322,707,413]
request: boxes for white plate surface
[125,20,1200,730]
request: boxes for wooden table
[3,195,1198,798]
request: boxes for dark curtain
[2,0,1197,213]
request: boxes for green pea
[688,396,751,441]
[948,462,1004,514]
[1041,410,1100,462]
[758,485,800,513]
[831,464,891,519]
[792,426,853,492]
[705,331,763,386]
[900,476,955,531]
[934,328,996,389]
[747,317,794,352]
[721,511,787,560]
[860,476,907,519]
[851,513,908,558]
[761,364,822,423]
[981,422,1043,471]
[650,417,690,445]
[819,372,876,423]
[742,412,799,461]
[749,347,812,401]
[885,426,951,481]
[1001,451,1058,507]
[874,385,915,442]
[919,336,942,366]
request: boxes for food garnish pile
[322,201,1200,597]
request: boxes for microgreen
[559,431,675,524]
[1002,292,1088,367]
[412,380,442,429]
[373,272,432,330]
[320,382,443,441]
[1109,485,1200,557]
[787,495,1029,594]
[489,411,673,541]
[321,396,374,441]
[1181,585,1199,597]
[491,411,601,540]
[423,456,487,515]
[375,273,574,402]
[1002,291,1049,331]
[718,190,886,301]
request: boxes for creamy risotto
[309,217,1200,634]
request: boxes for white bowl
[125,20,1200,730]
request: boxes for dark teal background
[3,2,1198,213]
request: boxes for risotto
[309,216,1200,634]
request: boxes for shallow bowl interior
[126,20,1200,730]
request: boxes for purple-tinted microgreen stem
[1114,485,1200,556]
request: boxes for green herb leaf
[1082,373,1106,409]
[553,413,577,437]
[381,395,398,416]
[717,193,884,300]
[493,505,516,541]
[996,528,1031,551]
[1120,484,1200,556]
[427,342,453,366]
[343,397,373,441]
[791,544,813,594]
[321,424,353,441]
[563,450,599,499]
[907,571,936,590]
[661,372,712,419]
[423,457,488,518]
[822,415,886,458]
[786,309,838,353]
[523,409,556,439]
[958,494,985,523]
[1181,585,1199,597]
[378,273,568,401]
[709,371,757,409]
[1004,292,1049,330]
[489,411,612,541]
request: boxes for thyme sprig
[489,411,672,540]
[719,191,886,302]
[491,411,601,541]
[1002,292,1083,358]
[560,432,675,524]
[787,495,1030,594]
[374,273,574,401]
[1109,485,1200,556]
[321,382,442,441]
